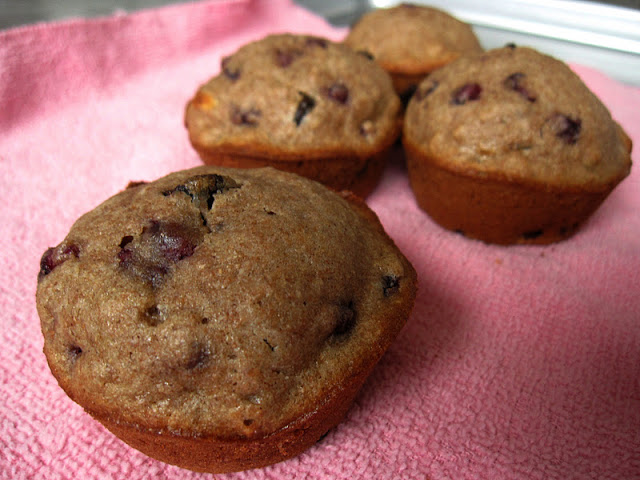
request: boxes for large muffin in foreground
[36,166,417,473]
[184,34,402,198]
[403,45,632,245]
[344,4,483,104]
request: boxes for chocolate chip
[163,174,240,213]
[147,221,198,261]
[294,91,316,126]
[116,247,133,264]
[38,243,80,280]
[263,338,275,351]
[230,105,261,126]
[39,248,58,277]
[356,50,375,61]
[68,345,83,363]
[451,83,482,105]
[548,113,582,144]
[505,42,517,49]
[382,275,400,297]
[325,83,349,104]
[221,56,240,81]
[504,72,536,102]
[275,48,303,68]
[119,235,133,248]
[305,36,328,49]
[333,301,357,337]
[118,220,205,287]
[243,419,255,426]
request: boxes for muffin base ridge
[193,148,391,198]
[404,140,622,245]
[87,362,368,473]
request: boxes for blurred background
[1,0,639,86]
[1,0,639,29]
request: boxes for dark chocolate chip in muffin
[333,301,357,337]
[548,113,582,144]
[504,72,536,102]
[382,275,400,297]
[275,47,303,68]
[305,36,328,49]
[293,91,316,126]
[263,338,276,352]
[38,243,80,280]
[356,50,375,61]
[230,105,261,126]
[67,345,83,363]
[163,173,240,212]
[324,83,349,104]
[118,220,206,287]
[451,83,482,105]
[221,56,240,81]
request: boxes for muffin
[403,45,632,245]
[344,4,483,104]
[184,34,402,198]
[36,166,417,473]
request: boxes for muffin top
[36,166,416,439]
[344,4,483,76]
[404,46,632,190]
[185,34,401,160]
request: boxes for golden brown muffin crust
[403,46,632,244]
[185,34,401,160]
[344,4,483,76]
[36,166,417,472]
[404,46,631,190]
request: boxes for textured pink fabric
[1,1,639,478]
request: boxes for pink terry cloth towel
[1,1,639,479]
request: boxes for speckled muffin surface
[184,34,402,198]
[344,4,482,99]
[403,46,632,244]
[36,166,417,473]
